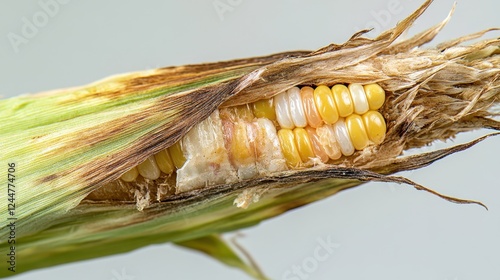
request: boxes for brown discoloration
[38,174,58,184]
[37,77,242,193]
[84,180,136,202]
[74,79,249,206]
[58,51,309,104]
[31,135,44,140]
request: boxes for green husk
[0,0,499,278]
[176,234,269,279]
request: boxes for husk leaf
[176,234,269,280]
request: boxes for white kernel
[349,83,369,114]
[333,118,355,156]
[287,87,307,128]
[274,91,294,129]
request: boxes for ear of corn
[1,0,499,278]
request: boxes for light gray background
[1,1,499,279]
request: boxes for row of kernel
[277,110,386,168]
[252,83,385,129]
[120,141,186,182]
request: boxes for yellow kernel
[252,98,276,120]
[313,85,339,124]
[120,167,139,182]
[277,129,302,168]
[345,114,369,150]
[154,149,175,175]
[331,84,354,117]
[362,111,386,144]
[364,84,386,110]
[168,141,187,169]
[293,128,315,163]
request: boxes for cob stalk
[1,0,499,278]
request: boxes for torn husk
[0,0,499,278]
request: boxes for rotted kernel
[230,122,254,166]
[316,124,342,160]
[300,86,323,128]
[234,104,255,122]
[305,127,329,163]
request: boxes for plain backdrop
[1,1,499,279]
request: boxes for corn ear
[1,0,499,278]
